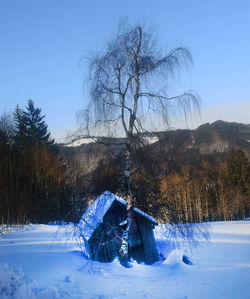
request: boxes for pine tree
[225,149,250,196]
[14,100,54,148]
[12,100,62,222]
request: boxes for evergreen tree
[11,100,65,223]
[14,100,54,148]
[225,149,250,196]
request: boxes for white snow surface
[64,136,159,148]
[0,221,250,298]
[65,138,94,147]
[143,136,159,144]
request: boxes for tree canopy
[14,100,54,148]
[83,22,200,137]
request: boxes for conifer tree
[14,100,54,148]
[226,149,250,196]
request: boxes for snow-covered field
[0,221,250,298]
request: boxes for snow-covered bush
[0,263,70,299]
[0,224,29,239]
[0,263,33,298]
[154,222,209,263]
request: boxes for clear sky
[1,0,250,141]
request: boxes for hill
[61,120,250,173]
[60,121,250,223]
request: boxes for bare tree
[81,21,200,264]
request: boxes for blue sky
[1,0,250,141]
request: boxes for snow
[64,136,159,148]
[133,207,157,225]
[64,138,94,147]
[0,221,250,298]
[143,136,159,144]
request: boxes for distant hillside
[154,120,250,161]
[191,120,250,156]
[61,120,250,163]
[59,120,250,223]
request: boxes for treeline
[139,150,250,223]
[83,138,250,223]
[1,102,249,224]
[0,100,86,224]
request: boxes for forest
[0,100,84,224]
[0,100,249,225]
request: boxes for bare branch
[167,177,193,197]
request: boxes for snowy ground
[0,221,250,298]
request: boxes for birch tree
[82,22,200,264]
